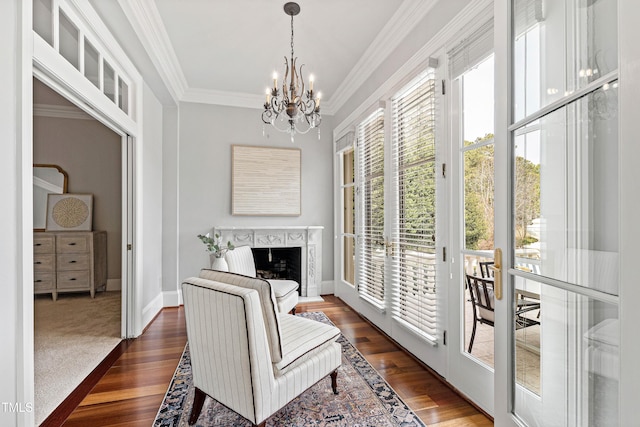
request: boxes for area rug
[154,312,426,426]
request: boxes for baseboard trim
[106,278,121,291]
[142,293,164,330]
[163,290,182,307]
[320,280,335,295]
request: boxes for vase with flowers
[197,233,235,271]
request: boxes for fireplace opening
[252,247,302,287]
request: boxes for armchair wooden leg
[254,422,266,427]
[330,369,339,395]
[291,306,296,315]
[189,387,207,425]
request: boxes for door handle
[489,248,503,300]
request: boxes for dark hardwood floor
[57,295,492,426]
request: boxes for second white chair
[208,245,299,314]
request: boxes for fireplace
[252,247,302,288]
[213,226,323,297]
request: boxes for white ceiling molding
[116,0,435,115]
[181,88,264,110]
[325,0,438,115]
[333,0,493,141]
[117,0,188,103]
[34,104,94,120]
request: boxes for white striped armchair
[220,245,299,314]
[181,272,341,426]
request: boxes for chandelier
[262,2,321,141]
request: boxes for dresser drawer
[34,254,55,272]
[56,234,90,253]
[57,270,90,290]
[34,273,54,292]
[57,253,90,271]
[34,235,55,254]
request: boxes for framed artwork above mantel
[232,145,301,216]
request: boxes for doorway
[32,77,130,424]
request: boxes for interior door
[494,0,620,425]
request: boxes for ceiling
[87,0,437,113]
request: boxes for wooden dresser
[33,231,107,300]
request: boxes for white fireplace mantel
[213,226,323,297]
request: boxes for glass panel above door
[59,11,79,70]
[33,0,53,45]
[84,39,100,89]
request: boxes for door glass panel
[514,85,618,295]
[514,277,618,427]
[514,0,618,122]
[461,55,495,361]
[342,149,355,286]
[58,11,79,70]
[84,39,100,88]
[33,0,53,45]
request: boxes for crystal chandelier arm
[283,57,290,99]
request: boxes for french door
[494,0,622,425]
[448,24,497,413]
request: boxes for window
[356,109,385,306]
[390,68,438,338]
[341,148,355,285]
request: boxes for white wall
[33,112,122,284]
[175,102,334,287]
[141,82,165,312]
[162,106,179,300]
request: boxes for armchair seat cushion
[268,279,299,314]
[276,313,340,373]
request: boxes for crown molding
[33,104,94,120]
[325,0,438,115]
[333,0,493,141]
[117,0,188,102]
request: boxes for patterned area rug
[154,312,426,426]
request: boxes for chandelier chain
[290,14,295,59]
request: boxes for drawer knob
[34,261,42,264]
[35,279,42,283]
[68,242,77,246]
[69,260,77,263]
[70,278,76,281]
[35,243,42,246]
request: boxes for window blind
[336,130,355,153]
[514,0,544,37]
[356,108,385,306]
[391,68,438,339]
[448,19,494,79]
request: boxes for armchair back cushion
[199,269,284,363]
[181,277,274,423]
[225,245,257,277]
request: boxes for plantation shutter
[356,108,385,306]
[391,68,438,339]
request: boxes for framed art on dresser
[46,193,93,231]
